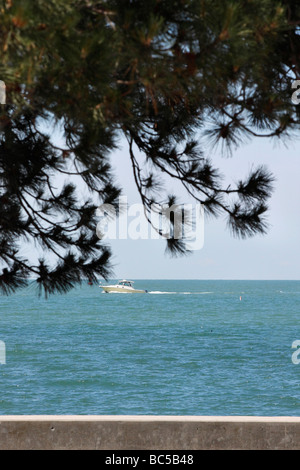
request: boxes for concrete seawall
[0,415,299,449]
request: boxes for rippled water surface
[0,280,299,415]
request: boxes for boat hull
[101,286,147,294]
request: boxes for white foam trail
[148,291,177,294]
[148,291,213,295]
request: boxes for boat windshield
[119,280,132,286]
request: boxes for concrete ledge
[0,415,299,450]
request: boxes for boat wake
[148,291,177,294]
[148,291,213,295]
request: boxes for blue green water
[0,279,300,416]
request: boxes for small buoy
[240,296,242,301]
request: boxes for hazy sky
[21,124,300,281]
[107,136,300,280]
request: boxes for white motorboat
[100,280,148,294]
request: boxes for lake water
[0,279,299,416]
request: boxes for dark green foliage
[0,0,299,295]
